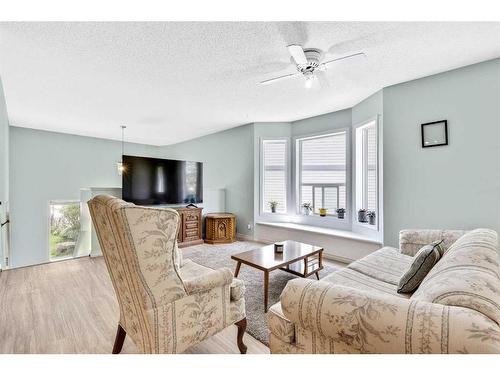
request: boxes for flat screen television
[122,155,203,205]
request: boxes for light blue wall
[292,108,352,137]
[7,58,500,267]
[352,90,383,126]
[0,78,9,269]
[9,127,159,268]
[159,124,255,238]
[383,58,500,246]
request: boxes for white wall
[9,127,160,268]
[383,58,500,246]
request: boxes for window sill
[256,221,383,245]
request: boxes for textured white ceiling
[1,22,499,145]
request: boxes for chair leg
[235,318,248,354]
[112,324,126,354]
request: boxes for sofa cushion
[399,229,467,256]
[397,240,443,293]
[412,229,500,324]
[322,266,410,298]
[347,246,414,285]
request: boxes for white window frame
[353,117,379,231]
[47,199,81,262]
[293,128,351,229]
[259,137,291,217]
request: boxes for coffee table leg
[264,271,269,313]
[234,262,242,277]
[315,271,320,280]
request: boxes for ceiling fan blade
[259,72,301,85]
[287,44,307,65]
[321,52,366,67]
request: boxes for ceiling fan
[260,45,366,89]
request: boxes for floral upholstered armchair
[88,195,247,354]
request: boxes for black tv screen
[122,155,203,205]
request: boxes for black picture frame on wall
[421,120,448,148]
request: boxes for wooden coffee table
[231,240,323,312]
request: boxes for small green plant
[301,202,312,215]
[336,207,346,219]
[269,201,278,213]
[301,203,312,211]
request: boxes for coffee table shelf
[281,255,321,278]
[231,240,323,312]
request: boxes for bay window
[355,119,378,226]
[297,131,347,217]
[261,139,288,214]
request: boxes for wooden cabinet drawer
[174,207,203,248]
[185,228,199,238]
[185,221,198,229]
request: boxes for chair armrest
[182,267,233,295]
[399,229,467,256]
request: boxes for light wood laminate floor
[0,256,269,354]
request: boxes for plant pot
[319,208,327,217]
[358,210,368,223]
[337,212,345,219]
[368,213,376,225]
[302,207,311,215]
[271,207,276,213]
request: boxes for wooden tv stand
[174,207,204,248]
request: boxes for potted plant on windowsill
[301,203,312,216]
[336,208,346,219]
[358,208,368,223]
[269,201,278,213]
[367,211,376,225]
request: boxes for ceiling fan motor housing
[295,48,322,73]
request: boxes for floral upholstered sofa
[267,228,500,354]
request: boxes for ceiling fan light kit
[260,44,366,89]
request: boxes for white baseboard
[236,233,255,242]
[323,253,354,265]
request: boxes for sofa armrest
[399,229,467,256]
[280,279,410,346]
[182,267,234,295]
[279,278,500,353]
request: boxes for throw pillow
[397,240,444,294]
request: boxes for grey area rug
[181,241,341,346]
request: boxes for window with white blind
[261,139,288,214]
[297,131,347,217]
[355,120,378,224]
